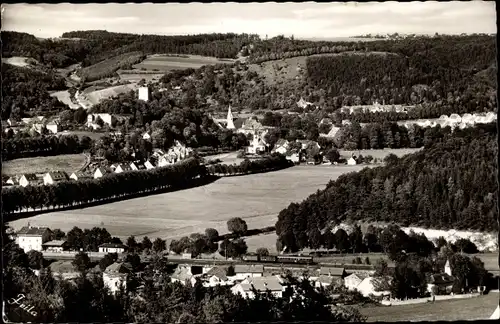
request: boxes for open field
[8,165,368,243]
[50,90,80,109]
[3,56,39,68]
[118,70,165,82]
[2,154,87,176]
[133,54,233,72]
[78,83,138,107]
[62,130,107,140]
[204,151,244,165]
[78,51,144,82]
[359,292,499,322]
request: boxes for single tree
[227,217,248,235]
[72,252,91,272]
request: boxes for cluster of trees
[3,224,364,323]
[206,154,293,176]
[2,157,207,216]
[2,133,93,161]
[2,63,68,119]
[275,124,498,252]
[77,51,145,81]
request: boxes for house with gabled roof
[43,171,69,185]
[69,171,93,181]
[272,139,289,155]
[103,262,132,294]
[114,164,133,174]
[94,167,109,179]
[344,272,370,291]
[130,162,145,171]
[15,225,52,253]
[201,267,232,287]
[19,173,42,187]
[319,267,347,278]
[158,155,174,167]
[233,264,264,280]
[231,275,285,299]
[144,159,157,170]
[6,176,19,186]
[42,240,69,252]
[46,120,60,134]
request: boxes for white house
[130,162,145,171]
[103,262,131,294]
[98,243,127,254]
[15,225,52,253]
[286,152,300,164]
[231,275,285,299]
[142,132,151,140]
[46,120,60,134]
[6,176,19,186]
[94,167,108,179]
[144,159,157,170]
[201,267,232,288]
[114,164,133,174]
[43,171,69,185]
[356,277,391,297]
[297,97,313,109]
[31,123,45,134]
[42,240,69,252]
[272,139,289,155]
[247,136,267,154]
[138,87,150,102]
[19,174,42,187]
[347,157,357,166]
[158,155,174,167]
[344,273,370,291]
[171,266,199,286]
[69,172,93,181]
[233,264,264,280]
[86,113,113,129]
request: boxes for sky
[1,2,497,39]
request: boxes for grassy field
[359,292,499,321]
[118,70,165,82]
[133,54,233,72]
[3,154,87,176]
[83,84,137,106]
[50,90,80,109]
[8,165,367,243]
[78,51,144,82]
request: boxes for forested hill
[275,123,498,253]
[2,31,257,68]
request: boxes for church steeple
[226,106,235,129]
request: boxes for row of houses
[3,116,61,134]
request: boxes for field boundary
[5,175,219,222]
[209,164,294,178]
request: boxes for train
[242,254,315,265]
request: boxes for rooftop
[99,243,127,249]
[17,226,51,236]
[234,264,264,274]
[105,262,132,274]
[319,267,346,277]
[42,240,67,246]
[240,276,284,292]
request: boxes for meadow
[359,292,499,321]
[132,54,233,72]
[8,165,367,242]
[50,90,80,109]
[338,148,422,160]
[3,154,87,176]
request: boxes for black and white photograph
[1,1,498,322]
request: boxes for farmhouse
[46,120,60,134]
[201,267,232,288]
[103,262,132,294]
[42,240,69,252]
[231,275,285,299]
[43,171,69,185]
[344,273,370,291]
[15,225,52,253]
[233,264,264,280]
[69,172,93,181]
[426,260,454,295]
[347,157,357,165]
[19,173,43,187]
[98,243,127,254]
[247,136,267,154]
[114,164,133,173]
[357,277,391,297]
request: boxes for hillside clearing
[3,56,39,68]
[339,148,422,160]
[133,54,234,72]
[359,292,499,321]
[78,84,138,107]
[8,165,368,242]
[3,154,87,176]
[50,90,80,109]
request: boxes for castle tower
[226,106,235,129]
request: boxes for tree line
[206,154,293,176]
[275,124,498,253]
[2,133,93,161]
[2,157,207,216]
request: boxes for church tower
[226,106,235,129]
[444,259,452,276]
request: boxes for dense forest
[2,31,256,68]
[1,63,68,120]
[275,123,498,252]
